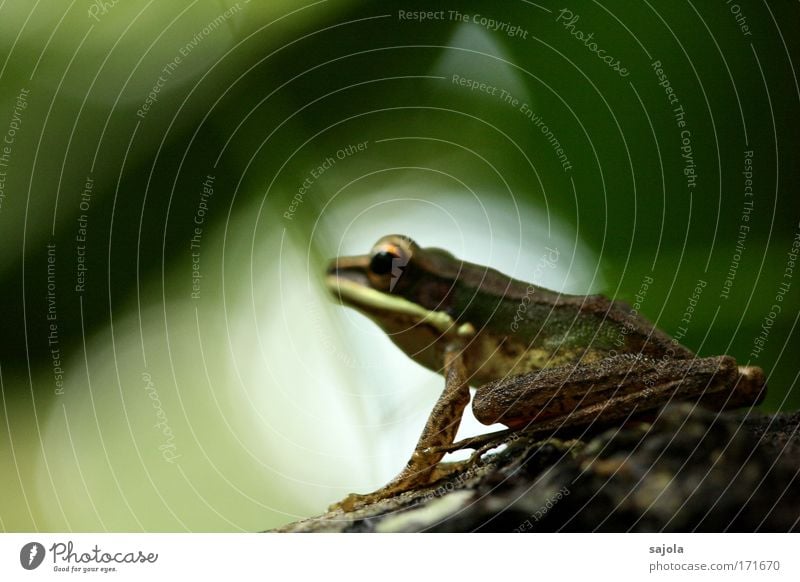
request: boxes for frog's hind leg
[329,342,472,512]
[472,355,766,433]
[427,357,765,458]
[698,364,766,411]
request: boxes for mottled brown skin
[326,235,766,510]
[472,354,765,429]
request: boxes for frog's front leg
[329,341,472,512]
[472,354,765,432]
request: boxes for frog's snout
[325,256,371,301]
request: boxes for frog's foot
[426,458,479,482]
[428,428,515,457]
[328,451,440,512]
[328,492,374,513]
[328,479,424,513]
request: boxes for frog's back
[565,293,695,359]
[458,286,693,384]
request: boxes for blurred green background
[0,0,797,531]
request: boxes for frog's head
[325,235,461,343]
[326,234,569,378]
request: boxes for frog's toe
[328,492,369,513]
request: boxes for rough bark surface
[273,403,800,532]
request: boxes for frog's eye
[369,251,395,275]
[367,236,414,289]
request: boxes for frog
[325,234,765,511]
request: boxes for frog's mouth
[325,258,454,335]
